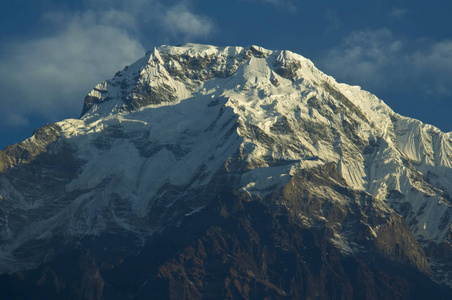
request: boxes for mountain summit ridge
[0,43,451,297]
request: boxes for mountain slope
[0,44,451,297]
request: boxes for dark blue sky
[1,0,451,149]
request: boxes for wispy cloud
[410,40,452,98]
[0,10,144,126]
[0,0,215,128]
[243,0,297,11]
[319,29,403,90]
[164,4,215,40]
[319,29,452,102]
[390,7,408,20]
[325,9,342,32]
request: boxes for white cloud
[263,0,293,6]
[325,9,342,32]
[410,40,452,98]
[319,29,452,101]
[319,29,403,89]
[390,7,408,20]
[164,4,215,39]
[0,10,145,127]
[0,0,215,128]
[242,0,297,11]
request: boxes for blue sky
[1,0,451,149]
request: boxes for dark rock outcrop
[1,188,449,299]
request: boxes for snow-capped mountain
[0,44,451,298]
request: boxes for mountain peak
[80,44,320,119]
[1,44,451,295]
[69,44,452,246]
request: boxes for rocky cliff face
[0,44,451,298]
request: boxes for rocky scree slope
[0,44,451,297]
